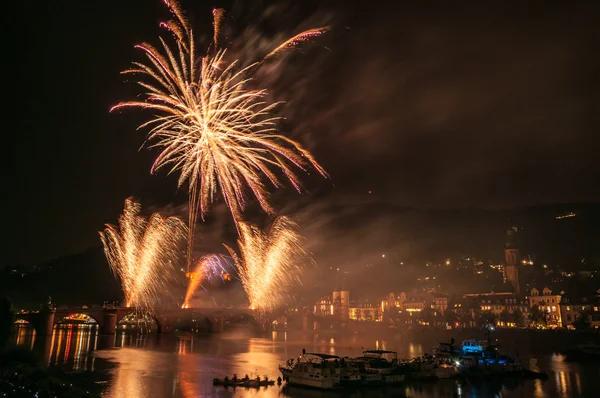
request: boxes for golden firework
[111,0,328,270]
[99,198,187,311]
[225,217,308,311]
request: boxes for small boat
[213,377,275,388]
[279,353,343,389]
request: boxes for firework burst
[182,254,229,308]
[111,0,329,269]
[99,198,187,311]
[225,217,308,311]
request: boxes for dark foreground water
[11,325,600,397]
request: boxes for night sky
[6,0,600,268]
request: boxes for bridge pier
[101,309,117,335]
[38,308,56,336]
[212,315,224,333]
[302,313,310,331]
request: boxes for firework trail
[224,217,308,310]
[264,27,331,60]
[111,0,329,270]
[212,8,225,49]
[99,198,187,312]
[182,254,229,308]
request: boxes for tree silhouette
[477,310,497,328]
[529,305,547,327]
[499,309,511,326]
[574,311,591,331]
[0,297,14,346]
[512,309,525,327]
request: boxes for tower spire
[503,224,521,293]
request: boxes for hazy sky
[6,0,600,266]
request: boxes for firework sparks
[212,8,225,49]
[225,216,308,311]
[99,198,187,312]
[264,26,331,60]
[111,0,329,270]
[182,254,229,308]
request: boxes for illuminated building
[332,289,349,320]
[503,226,521,293]
[559,291,600,330]
[380,292,406,312]
[380,291,433,314]
[434,297,448,315]
[529,287,562,327]
[403,299,425,312]
[349,303,381,321]
[314,295,333,316]
[460,292,529,327]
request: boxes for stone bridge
[15,306,260,335]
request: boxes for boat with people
[213,374,275,388]
[279,353,344,389]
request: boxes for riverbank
[0,347,104,397]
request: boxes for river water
[11,324,600,397]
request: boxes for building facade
[349,303,381,321]
[529,287,562,327]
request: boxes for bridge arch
[55,313,100,326]
[116,312,160,333]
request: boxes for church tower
[503,226,520,293]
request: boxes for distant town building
[381,291,435,314]
[314,295,333,317]
[529,287,562,327]
[381,292,407,312]
[349,303,381,322]
[461,291,529,327]
[433,297,448,315]
[560,291,600,330]
[332,289,350,320]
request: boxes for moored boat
[279,353,343,390]
[357,350,399,375]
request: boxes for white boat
[410,358,458,379]
[279,353,343,390]
[358,350,399,375]
[433,363,459,379]
[382,374,405,384]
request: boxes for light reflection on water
[11,325,600,397]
